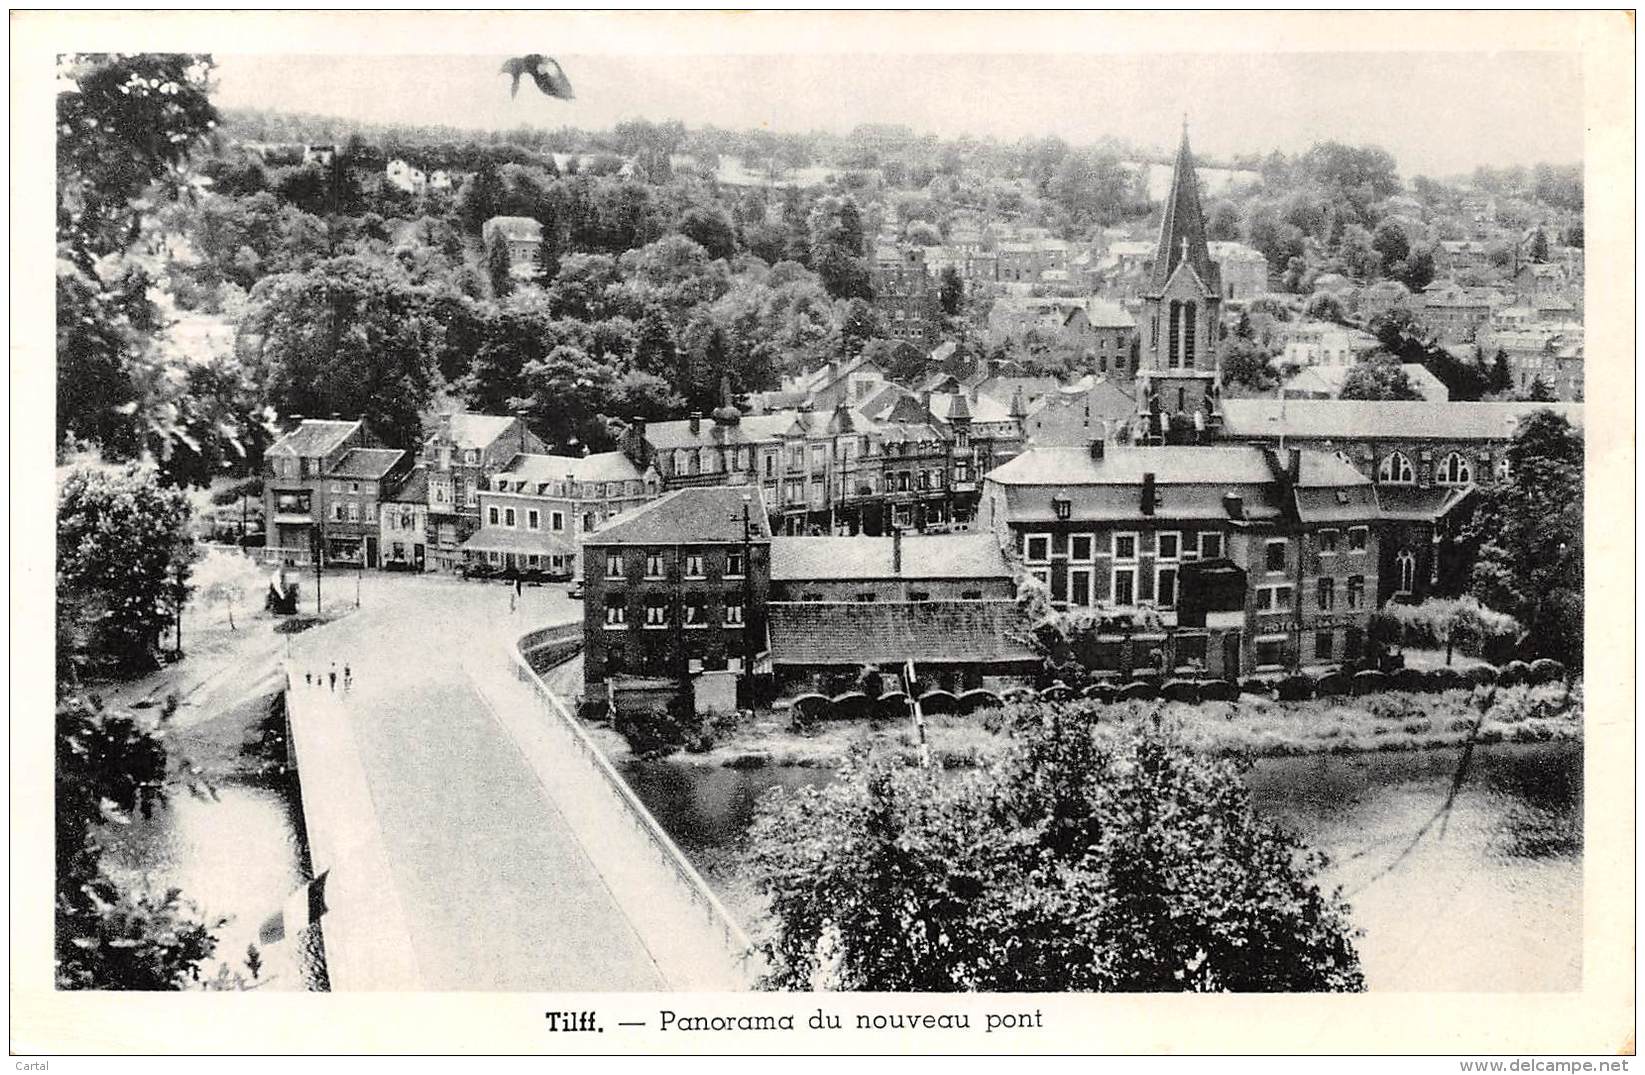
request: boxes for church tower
[1138,122,1222,424]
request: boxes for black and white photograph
[12,8,1634,1058]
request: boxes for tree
[191,548,262,631]
[1371,221,1411,276]
[58,462,194,681]
[1339,356,1422,401]
[678,206,738,262]
[1385,596,1518,665]
[1219,336,1277,392]
[1303,291,1347,324]
[1489,348,1513,395]
[55,693,227,990]
[486,239,515,300]
[242,256,441,447]
[938,265,964,317]
[749,712,1364,992]
[1465,410,1583,667]
[1527,227,1550,264]
[1522,375,1556,402]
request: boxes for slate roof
[1376,484,1475,522]
[483,216,543,241]
[384,466,429,503]
[444,413,520,450]
[496,450,644,485]
[989,445,1276,486]
[645,412,797,450]
[1220,399,1584,441]
[986,447,1291,524]
[328,448,406,480]
[1148,130,1221,296]
[769,534,1011,582]
[768,600,1036,666]
[581,486,771,546]
[268,419,361,458]
[1085,299,1136,329]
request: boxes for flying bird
[500,55,575,102]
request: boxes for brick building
[264,418,409,567]
[981,443,1381,675]
[420,412,545,570]
[581,487,773,702]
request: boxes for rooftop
[987,445,1280,487]
[581,486,771,546]
[498,450,644,485]
[384,466,429,503]
[770,534,1011,582]
[431,413,520,451]
[268,419,362,458]
[768,600,1036,667]
[328,447,405,480]
[1220,399,1584,441]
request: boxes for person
[328,662,337,692]
[344,664,353,691]
[509,586,517,613]
[304,671,312,686]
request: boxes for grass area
[589,681,1583,770]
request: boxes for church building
[1138,124,1223,424]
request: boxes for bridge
[280,576,755,991]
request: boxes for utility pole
[729,494,757,709]
[313,513,324,616]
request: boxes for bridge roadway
[284,574,738,991]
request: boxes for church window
[1378,451,1416,485]
[1436,452,1473,486]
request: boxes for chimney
[1141,471,1156,516]
[1223,492,1245,520]
[1089,438,1105,461]
[892,526,902,574]
[689,412,702,435]
[1288,447,1301,485]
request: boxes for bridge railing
[508,626,761,984]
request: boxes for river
[99,772,327,991]
[620,741,1582,992]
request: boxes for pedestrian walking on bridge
[329,662,337,692]
[344,664,353,691]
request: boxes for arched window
[1436,451,1473,486]
[1395,549,1417,593]
[1377,451,1416,485]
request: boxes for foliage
[1219,336,1278,392]
[1465,410,1583,667]
[191,548,263,630]
[55,694,224,989]
[1385,597,1518,665]
[58,461,195,680]
[1339,356,1422,401]
[241,256,441,446]
[748,713,1364,991]
[613,694,726,759]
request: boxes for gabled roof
[441,413,519,451]
[328,448,406,480]
[1376,484,1474,522]
[1148,128,1221,297]
[268,419,361,458]
[768,600,1035,666]
[988,445,1278,487]
[384,466,429,503]
[496,450,644,485]
[1085,299,1136,329]
[482,216,543,241]
[1220,399,1584,441]
[645,412,798,450]
[581,486,771,546]
[770,534,1011,582]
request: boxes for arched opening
[1395,548,1416,594]
[1378,451,1416,485]
[1436,451,1473,486]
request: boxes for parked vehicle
[567,580,584,600]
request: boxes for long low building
[1218,399,1583,488]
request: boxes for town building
[1278,321,1384,367]
[581,486,773,711]
[264,418,409,567]
[379,467,433,571]
[481,216,545,277]
[766,531,1035,694]
[871,244,942,347]
[419,412,546,571]
[1137,127,1222,420]
[1281,362,1451,402]
[981,443,1381,675]
[1419,281,1495,342]
[1208,241,1270,302]
[1021,376,1139,448]
[385,158,427,195]
[459,450,661,577]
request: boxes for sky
[211,50,1584,178]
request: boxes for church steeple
[1148,123,1220,297]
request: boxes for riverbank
[588,680,1583,771]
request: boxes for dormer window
[1052,496,1072,520]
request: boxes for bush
[1465,664,1499,686]
[614,694,708,759]
[1528,658,1568,685]
[1276,674,1315,702]
[1498,660,1533,687]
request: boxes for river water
[620,741,1582,992]
[99,774,327,991]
